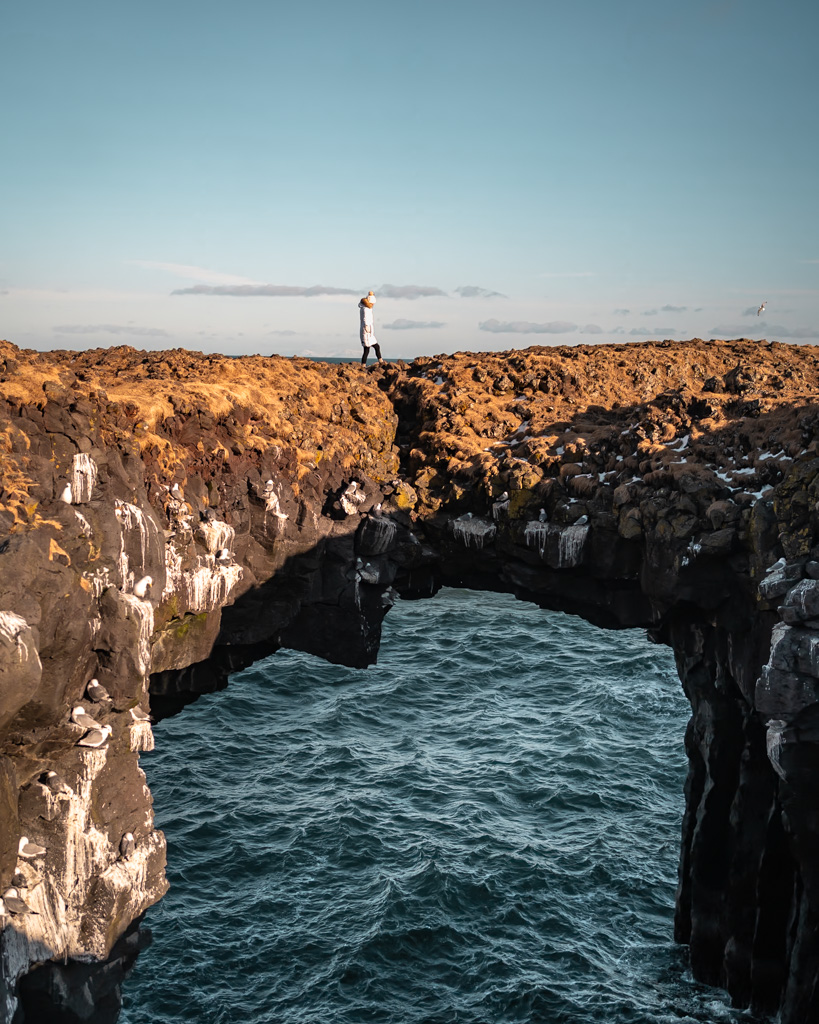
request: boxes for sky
[2,0,818,358]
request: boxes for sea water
[121,589,750,1024]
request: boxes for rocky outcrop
[1,337,819,1021]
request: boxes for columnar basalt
[1,337,819,1022]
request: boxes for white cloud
[710,322,818,339]
[53,323,169,337]
[378,284,448,299]
[131,260,260,286]
[613,308,630,315]
[581,324,603,334]
[479,319,577,334]
[171,284,360,297]
[383,319,446,330]
[661,304,687,313]
[455,285,506,298]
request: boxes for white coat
[359,300,377,348]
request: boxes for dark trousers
[361,344,382,365]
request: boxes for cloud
[629,326,676,336]
[171,284,360,297]
[0,289,8,296]
[131,260,260,286]
[716,322,818,339]
[268,329,297,336]
[581,324,603,334]
[661,304,687,313]
[454,285,506,299]
[53,323,169,337]
[642,309,658,317]
[479,319,577,334]
[382,318,446,330]
[378,283,448,300]
[613,308,630,315]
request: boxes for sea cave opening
[121,589,746,1024]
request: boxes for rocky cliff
[1,337,819,1021]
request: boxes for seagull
[71,705,98,730]
[538,508,548,522]
[133,576,153,599]
[40,771,72,796]
[2,889,30,915]
[119,832,136,860]
[171,483,182,497]
[11,872,26,889]
[86,678,110,703]
[130,706,151,722]
[498,491,509,502]
[59,484,73,503]
[215,548,231,561]
[574,515,589,526]
[77,724,112,748]
[18,837,46,859]
[757,301,766,316]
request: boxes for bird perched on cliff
[133,576,153,599]
[40,770,72,796]
[18,837,46,859]
[119,832,136,860]
[574,515,589,526]
[215,548,231,561]
[130,706,151,722]
[538,508,548,522]
[171,482,183,497]
[2,889,30,915]
[77,724,112,748]
[59,483,73,503]
[71,706,98,730]
[86,678,110,703]
[11,872,26,889]
[757,301,767,316]
[498,491,509,502]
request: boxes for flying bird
[757,301,767,316]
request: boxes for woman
[358,291,383,366]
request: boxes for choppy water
[122,589,748,1024]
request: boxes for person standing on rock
[359,291,383,366]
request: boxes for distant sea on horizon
[121,589,749,1024]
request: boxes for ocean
[120,589,750,1024]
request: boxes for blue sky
[2,0,817,357]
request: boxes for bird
[2,889,30,915]
[371,503,382,515]
[215,548,231,561]
[133,576,153,599]
[71,706,98,730]
[498,491,509,502]
[18,837,46,859]
[538,508,548,522]
[59,484,73,503]
[40,771,72,796]
[130,706,151,722]
[757,301,767,316]
[574,515,589,526]
[171,483,182,497]
[77,724,112,748]
[120,833,136,860]
[86,678,110,703]
[199,509,214,522]
[11,872,26,889]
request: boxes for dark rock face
[2,338,819,1022]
